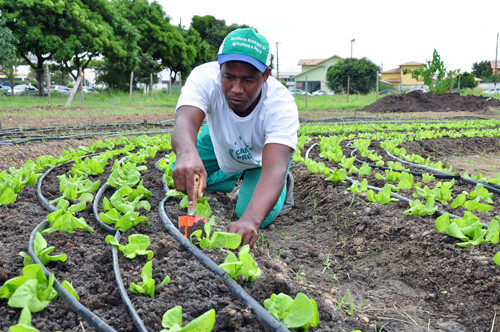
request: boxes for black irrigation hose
[384,150,500,195]
[0,121,174,136]
[158,197,290,332]
[304,143,480,226]
[1,129,171,145]
[36,154,146,331]
[109,230,148,332]
[91,158,148,331]
[28,220,117,332]
[347,144,460,181]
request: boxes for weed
[322,251,332,274]
[294,266,306,281]
[337,286,366,316]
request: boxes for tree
[326,57,380,94]
[472,60,493,82]
[406,49,447,93]
[53,0,140,85]
[453,72,478,89]
[0,17,19,95]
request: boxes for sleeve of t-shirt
[175,63,217,115]
[264,98,299,151]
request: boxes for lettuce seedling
[219,245,261,282]
[366,185,399,205]
[107,160,144,189]
[19,232,67,266]
[130,261,156,298]
[403,198,438,216]
[43,199,94,234]
[105,234,154,260]
[264,292,319,331]
[0,264,76,312]
[8,307,39,332]
[190,217,241,250]
[325,168,347,183]
[347,179,368,194]
[161,305,215,332]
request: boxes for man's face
[220,61,270,116]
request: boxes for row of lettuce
[0,134,318,331]
[295,118,500,266]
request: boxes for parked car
[288,88,311,96]
[311,90,333,96]
[9,84,39,96]
[1,85,10,96]
[406,87,427,94]
[83,86,99,94]
[50,85,72,95]
[482,87,500,95]
[379,89,397,95]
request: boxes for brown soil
[1,93,499,332]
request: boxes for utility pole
[276,42,281,81]
[351,39,355,58]
[495,33,499,91]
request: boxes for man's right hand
[171,105,206,204]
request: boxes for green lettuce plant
[105,234,154,260]
[264,292,319,331]
[160,306,215,332]
[19,232,67,266]
[219,245,261,282]
[190,217,241,250]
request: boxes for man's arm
[224,143,293,247]
[171,105,206,201]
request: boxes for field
[1,92,500,332]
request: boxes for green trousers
[175,124,290,228]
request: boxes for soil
[1,92,499,332]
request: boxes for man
[171,28,299,247]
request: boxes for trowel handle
[188,174,199,215]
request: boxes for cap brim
[218,54,268,73]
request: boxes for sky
[157,0,500,74]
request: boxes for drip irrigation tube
[158,197,290,332]
[36,155,147,331]
[384,150,500,195]
[28,220,117,332]
[109,231,148,332]
[304,143,484,226]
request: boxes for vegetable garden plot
[0,118,499,331]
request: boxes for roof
[297,59,324,66]
[490,60,500,69]
[400,61,423,67]
[382,68,400,74]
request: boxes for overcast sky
[157,0,500,74]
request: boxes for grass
[0,90,178,116]
[2,88,499,116]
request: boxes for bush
[326,57,380,95]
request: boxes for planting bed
[1,93,500,332]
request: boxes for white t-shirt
[176,62,299,174]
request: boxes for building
[380,61,425,88]
[490,60,500,76]
[291,56,343,93]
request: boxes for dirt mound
[362,91,500,113]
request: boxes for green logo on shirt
[228,136,261,166]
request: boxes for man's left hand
[224,219,259,247]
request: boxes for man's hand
[224,218,259,247]
[171,106,206,203]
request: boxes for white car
[50,85,71,95]
[482,88,500,95]
[10,84,39,96]
[288,88,311,96]
[406,87,427,94]
[311,90,333,96]
[83,86,99,94]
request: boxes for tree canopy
[0,0,255,91]
[472,60,493,82]
[326,57,380,94]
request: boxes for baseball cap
[218,28,271,73]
